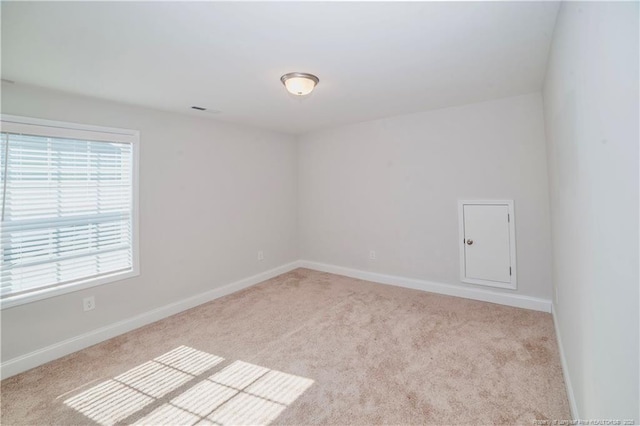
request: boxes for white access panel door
[459,201,516,289]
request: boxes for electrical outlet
[258,250,264,261]
[369,250,376,260]
[83,296,95,312]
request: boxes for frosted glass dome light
[280,72,319,96]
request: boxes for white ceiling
[1,2,559,134]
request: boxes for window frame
[0,114,140,309]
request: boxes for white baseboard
[551,303,579,419]
[1,260,553,380]
[0,261,299,380]
[298,260,552,313]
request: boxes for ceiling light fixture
[280,72,319,96]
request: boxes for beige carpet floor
[1,268,570,425]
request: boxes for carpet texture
[1,268,570,425]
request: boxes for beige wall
[1,83,299,360]
[542,1,639,419]
[298,92,553,300]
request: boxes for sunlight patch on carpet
[64,346,314,426]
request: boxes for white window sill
[0,269,140,310]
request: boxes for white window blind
[0,116,138,305]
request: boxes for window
[0,115,139,308]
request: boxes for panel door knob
[466,239,474,245]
